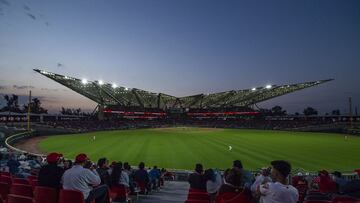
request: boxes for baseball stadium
[1,69,360,203]
[2,1,360,202]
[20,69,350,172]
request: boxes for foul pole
[27,90,31,132]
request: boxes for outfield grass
[38,127,360,171]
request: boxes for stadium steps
[133,181,189,203]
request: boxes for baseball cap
[46,152,62,163]
[75,153,88,163]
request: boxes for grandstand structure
[34,69,332,118]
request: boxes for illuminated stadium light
[251,87,256,91]
[64,76,69,79]
[124,87,129,91]
[98,80,104,85]
[112,83,117,88]
[265,84,272,89]
[81,78,88,84]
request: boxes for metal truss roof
[34,69,333,109]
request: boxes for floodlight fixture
[81,79,88,84]
[265,84,272,89]
[98,80,104,85]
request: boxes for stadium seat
[187,192,210,200]
[27,175,38,182]
[0,172,11,177]
[0,176,12,185]
[189,188,207,193]
[29,179,39,189]
[185,200,211,203]
[0,182,10,200]
[12,178,29,185]
[9,184,33,198]
[59,189,85,203]
[332,195,360,203]
[215,192,251,203]
[6,194,34,203]
[34,186,58,203]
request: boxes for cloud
[23,5,30,11]
[26,13,36,20]
[13,85,35,90]
[41,88,59,92]
[57,63,64,68]
[0,0,10,6]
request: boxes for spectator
[123,162,136,194]
[109,162,129,202]
[318,170,337,193]
[110,162,129,188]
[62,153,109,203]
[332,171,348,193]
[233,159,254,188]
[134,162,150,194]
[63,159,73,170]
[188,163,206,191]
[204,168,222,202]
[96,158,110,186]
[219,168,249,194]
[38,152,64,189]
[7,154,20,175]
[149,166,161,189]
[251,167,272,203]
[258,160,298,203]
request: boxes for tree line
[0,94,89,115]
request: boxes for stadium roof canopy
[34,69,333,109]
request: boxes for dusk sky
[0,0,359,114]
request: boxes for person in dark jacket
[134,162,149,194]
[38,152,64,189]
[188,163,206,191]
[96,158,110,186]
[7,154,20,175]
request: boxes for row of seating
[185,188,251,203]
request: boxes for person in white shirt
[62,153,109,203]
[204,168,222,202]
[251,167,272,203]
[258,160,298,203]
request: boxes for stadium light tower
[81,78,88,85]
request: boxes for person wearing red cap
[38,152,64,189]
[62,153,109,203]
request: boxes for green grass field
[38,127,360,171]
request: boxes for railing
[4,131,45,157]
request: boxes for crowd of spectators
[188,160,360,203]
[42,116,344,134]
[1,150,360,203]
[0,150,172,203]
